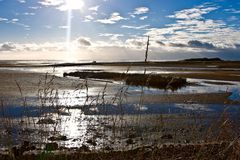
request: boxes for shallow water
[1,102,239,149]
[0,60,240,149]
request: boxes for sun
[65,0,84,10]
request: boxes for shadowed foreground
[0,141,240,160]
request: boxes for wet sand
[0,70,77,97]
[128,92,234,105]
[169,71,240,81]
[0,69,236,105]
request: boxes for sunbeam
[66,8,72,52]
[65,0,85,56]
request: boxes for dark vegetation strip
[63,71,187,90]
[0,142,238,160]
[1,60,240,68]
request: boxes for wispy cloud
[39,0,84,11]
[133,7,149,15]
[83,15,94,22]
[96,12,127,24]
[23,12,35,16]
[39,0,63,6]
[58,25,69,29]
[2,18,31,30]
[225,8,240,14]
[139,16,148,20]
[167,5,218,20]
[99,33,124,40]
[17,0,26,3]
[29,6,41,10]
[0,17,8,22]
[121,25,150,30]
[89,5,100,12]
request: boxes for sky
[0,0,240,61]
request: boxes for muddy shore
[0,61,239,159]
[0,69,237,104]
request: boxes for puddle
[229,88,240,101]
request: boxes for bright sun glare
[65,0,84,61]
[66,0,84,10]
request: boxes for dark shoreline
[1,60,240,68]
[51,60,240,68]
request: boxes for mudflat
[0,69,237,104]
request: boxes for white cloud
[145,4,240,50]
[10,18,19,23]
[29,6,41,10]
[39,0,84,11]
[1,36,240,61]
[139,16,148,20]
[83,15,94,22]
[23,12,35,16]
[121,25,150,30]
[39,0,63,6]
[89,5,100,12]
[99,33,124,41]
[0,17,8,22]
[126,38,146,49]
[225,8,240,14]
[57,1,84,11]
[58,25,69,29]
[3,42,66,53]
[133,7,149,15]
[96,12,127,24]
[167,5,218,20]
[17,0,26,3]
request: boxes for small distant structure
[92,60,97,64]
[145,36,150,63]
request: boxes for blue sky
[0,0,240,61]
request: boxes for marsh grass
[63,71,187,91]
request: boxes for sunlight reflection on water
[57,109,88,148]
[34,77,240,108]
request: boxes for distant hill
[182,58,223,62]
